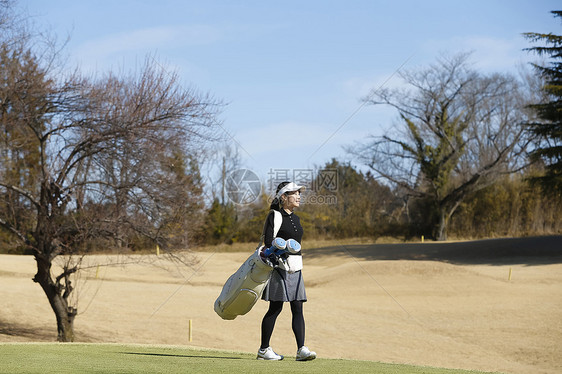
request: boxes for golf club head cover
[285,239,301,254]
[263,237,287,257]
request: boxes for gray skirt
[262,268,307,302]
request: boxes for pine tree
[523,10,562,193]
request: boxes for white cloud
[232,118,378,176]
[342,63,414,100]
[71,24,221,71]
[422,35,530,72]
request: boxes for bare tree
[350,54,534,240]
[0,10,222,339]
[201,142,243,204]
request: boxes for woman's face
[282,190,301,210]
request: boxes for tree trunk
[435,201,462,241]
[435,210,448,241]
[33,254,77,342]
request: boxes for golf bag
[214,210,282,320]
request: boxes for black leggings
[260,300,305,349]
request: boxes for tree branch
[0,182,40,208]
[0,216,32,246]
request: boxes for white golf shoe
[257,346,284,360]
[296,346,316,361]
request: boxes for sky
[21,0,562,194]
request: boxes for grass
[0,343,500,374]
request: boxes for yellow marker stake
[156,244,160,256]
[508,267,512,281]
[189,319,193,342]
[421,235,424,243]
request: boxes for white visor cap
[277,182,306,197]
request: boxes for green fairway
[0,343,500,374]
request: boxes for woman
[257,181,317,361]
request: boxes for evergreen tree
[523,11,562,193]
